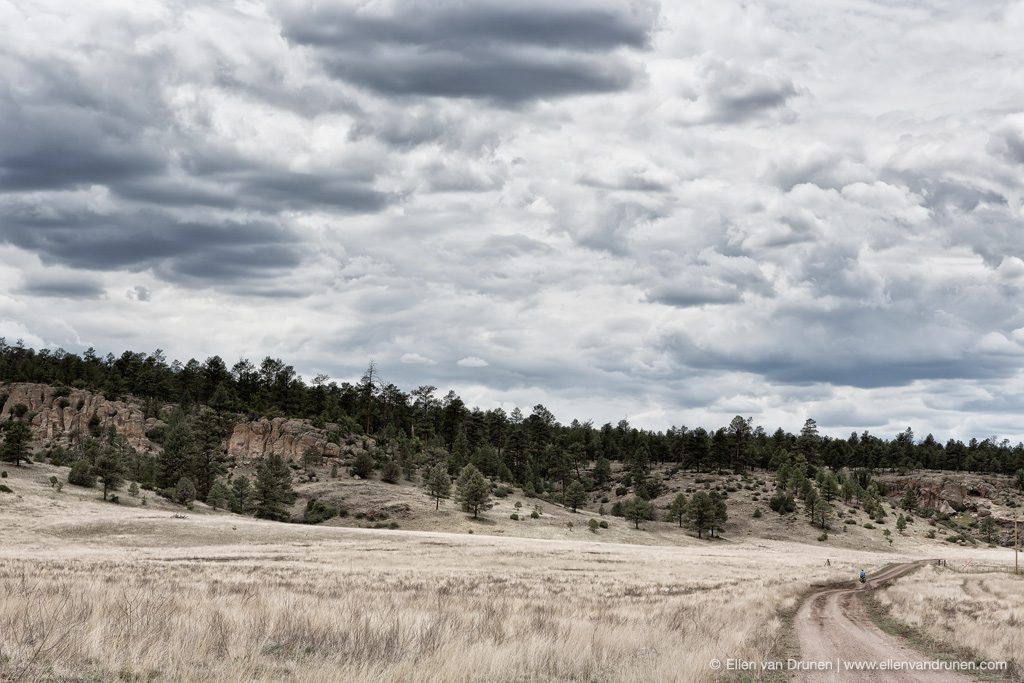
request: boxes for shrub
[926,529,936,539]
[817,533,828,542]
[863,523,875,529]
[109,494,119,504]
[615,486,628,497]
[844,518,856,525]
[588,518,599,533]
[769,491,795,513]
[175,477,197,505]
[752,508,762,518]
[330,463,338,478]
[0,484,12,494]
[303,498,338,524]
[68,460,96,488]
[128,481,139,497]
[0,471,6,478]
[510,513,519,520]
[530,510,539,519]
[610,501,623,517]
[599,520,608,529]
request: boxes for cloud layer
[2,0,1024,441]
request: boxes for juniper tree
[175,476,197,505]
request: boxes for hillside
[2,381,1022,554]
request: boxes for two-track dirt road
[795,561,972,683]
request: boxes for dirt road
[794,561,972,683]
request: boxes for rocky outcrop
[1,381,368,464]
[0,382,164,453]
[227,418,345,463]
[884,472,1010,514]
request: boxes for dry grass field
[874,563,1024,674]
[0,464,1019,682]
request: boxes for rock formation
[0,382,164,453]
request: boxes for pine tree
[160,412,197,489]
[624,496,654,529]
[93,448,124,500]
[351,450,374,479]
[709,491,728,537]
[425,463,451,510]
[669,493,687,528]
[686,491,714,538]
[565,480,586,512]
[455,464,491,519]
[896,513,907,535]
[231,475,252,514]
[254,454,295,521]
[594,457,611,486]
[1,420,31,467]
[207,480,230,510]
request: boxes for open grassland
[874,563,1024,677]
[0,465,1018,683]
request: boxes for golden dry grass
[875,563,1024,674]
[0,464,1018,683]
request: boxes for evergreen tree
[254,454,295,521]
[624,496,654,529]
[93,448,124,500]
[381,458,401,483]
[709,491,728,537]
[68,459,96,488]
[811,497,832,529]
[231,475,252,514]
[669,492,687,527]
[175,476,196,505]
[565,480,586,512]
[896,513,907,534]
[0,420,31,467]
[593,457,611,486]
[160,412,197,489]
[900,488,919,511]
[979,515,996,543]
[686,491,714,538]
[207,480,230,510]
[425,463,451,510]
[455,464,491,519]
[351,450,375,479]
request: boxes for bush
[175,477,197,505]
[0,484,12,494]
[769,491,795,513]
[0,471,6,478]
[926,529,936,539]
[863,523,875,529]
[588,518,599,533]
[610,501,623,517]
[109,494,119,504]
[68,460,96,488]
[530,510,539,519]
[844,518,856,525]
[817,533,828,542]
[615,485,628,497]
[599,520,608,529]
[752,508,762,518]
[303,498,338,524]
[510,513,519,520]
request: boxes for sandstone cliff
[227,418,348,464]
[0,382,165,453]
[1,382,367,464]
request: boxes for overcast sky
[2,0,1024,440]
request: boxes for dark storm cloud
[17,275,106,300]
[275,0,657,103]
[1,203,304,286]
